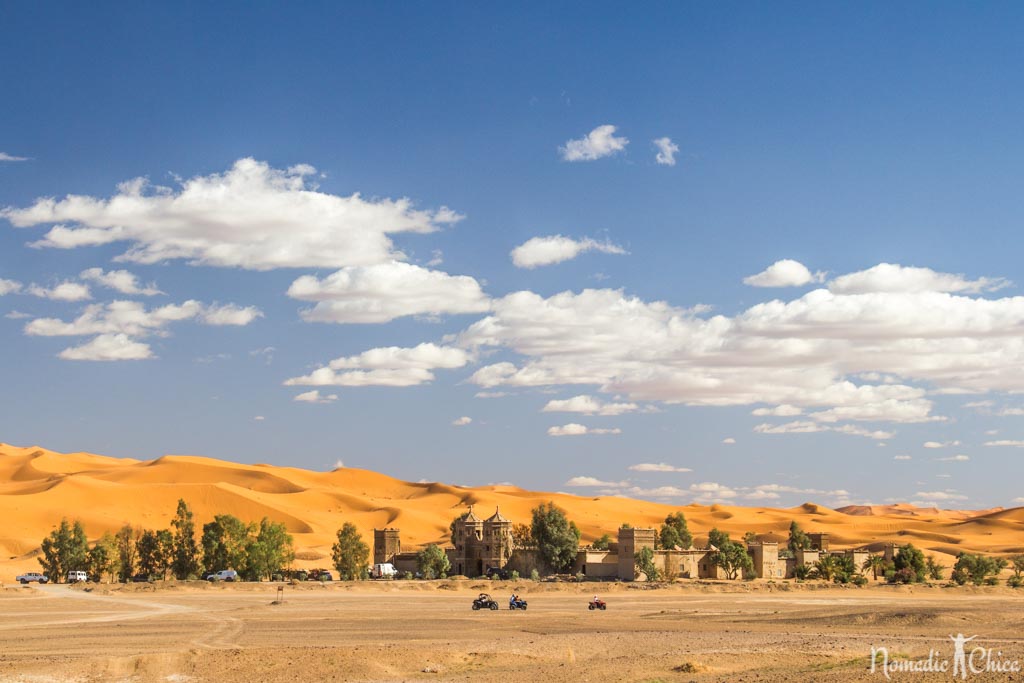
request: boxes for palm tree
[863,555,887,581]
[814,555,840,582]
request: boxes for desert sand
[1,580,1022,682]
[2,442,1023,578]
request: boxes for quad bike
[472,593,499,610]
[509,597,528,610]
[588,598,607,610]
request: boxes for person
[509,593,516,606]
[593,595,599,602]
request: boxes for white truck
[204,569,238,582]
[372,563,397,579]
[66,571,88,583]
[16,572,49,584]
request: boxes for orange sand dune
[2,442,1021,576]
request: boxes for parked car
[372,563,397,579]
[472,593,499,610]
[66,571,88,584]
[309,569,333,581]
[16,572,49,584]
[485,566,510,580]
[130,574,152,583]
[204,570,238,582]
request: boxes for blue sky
[3,3,1024,509]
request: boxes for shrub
[891,567,916,584]
[510,570,520,581]
[852,574,868,587]
[1008,575,1023,588]
[530,568,540,581]
[793,564,812,580]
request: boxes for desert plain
[2,442,1024,682]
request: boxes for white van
[372,563,397,579]
[67,570,88,583]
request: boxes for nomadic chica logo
[871,634,1020,679]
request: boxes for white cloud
[0,279,23,296]
[984,440,1024,448]
[828,263,1010,295]
[26,281,92,301]
[4,310,30,319]
[997,407,1024,416]
[559,125,628,162]
[547,423,622,437]
[894,455,912,460]
[923,440,960,449]
[751,404,802,417]
[627,463,692,473]
[253,416,265,421]
[754,421,893,440]
[565,476,628,487]
[913,490,967,502]
[475,391,508,398]
[510,235,626,269]
[542,394,638,416]
[25,300,259,337]
[4,157,461,270]
[79,268,163,296]
[722,437,736,444]
[452,416,472,426]
[287,261,490,324]
[937,454,970,462]
[652,137,679,166]
[293,390,338,403]
[284,343,470,388]
[0,152,29,162]
[332,459,345,469]
[58,333,152,361]
[200,303,263,326]
[743,259,822,288]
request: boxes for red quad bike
[588,598,607,610]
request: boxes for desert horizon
[4,441,1021,579]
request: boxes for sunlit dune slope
[2,443,1021,574]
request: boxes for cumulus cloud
[985,440,1024,447]
[753,421,893,439]
[923,441,960,449]
[937,454,970,462]
[743,259,823,288]
[0,278,23,295]
[26,281,92,301]
[565,476,628,487]
[287,261,490,324]
[284,343,470,388]
[510,235,626,269]
[25,300,259,337]
[913,490,967,502]
[722,437,736,444]
[653,137,679,166]
[894,455,912,460]
[547,423,622,437]
[452,416,472,426]
[3,157,461,270]
[0,152,29,162]
[751,404,802,417]
[293,390,338,403]
[627,463,692,473]
[542,394,638,416]
[828,263,1010,295]
[58,333,152,361]
[79,268,163,296]
[559,125,628,162]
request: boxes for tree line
[38,499,294,583]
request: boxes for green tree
[245,518,295,581]
[814,555,840,581]
[511,523,534,549]
[951,553,1007,586]
[925,555,945,581]
[201,514,251,575]
[170,499,200,580]
[417,543,451,579]
[893,544,927,583]
[787,521,811,554]
[449,512,470,546]
[708,528,754,580]
[793,563,812,580]
[591,533,612,551]
[862,555,887,581]
[88,532,120,583]
[136,530,169,580]
[38,518,89,583]
[658,512,693,550]
[115,524,140,582]
[331,522,369,580]
[530,502,580,573]
[635,546,659,581]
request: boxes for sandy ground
[1,580,1022,682]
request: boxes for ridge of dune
[1,442,1021,575]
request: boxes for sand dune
[2,442,1021,575]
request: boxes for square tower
[373,528,401,565]
[617,527,657,581]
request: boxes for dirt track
[1,580,1022,682]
